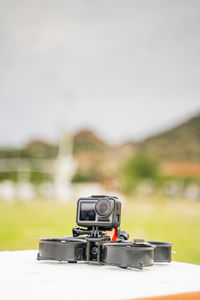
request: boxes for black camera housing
[76,195,121,229]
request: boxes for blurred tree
[120,153,160,194]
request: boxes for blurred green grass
[0,197,200,265]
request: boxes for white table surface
[0,250,200,300]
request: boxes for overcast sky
[0,0,200,146]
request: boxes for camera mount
[37,195,173,270]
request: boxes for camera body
[76,195,121,229]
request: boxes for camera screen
[80,202,95,221]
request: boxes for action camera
[76,195,121,229]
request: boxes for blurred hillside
[72,115,200,181]
[1,118,199,183]
[0,140,58,159]
[141,114,200,162]
[0,114,200,185]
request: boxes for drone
[37,195,172,270]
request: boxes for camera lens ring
[95,199,112,217]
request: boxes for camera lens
[95,199,112,217]
[91,247,98,255]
